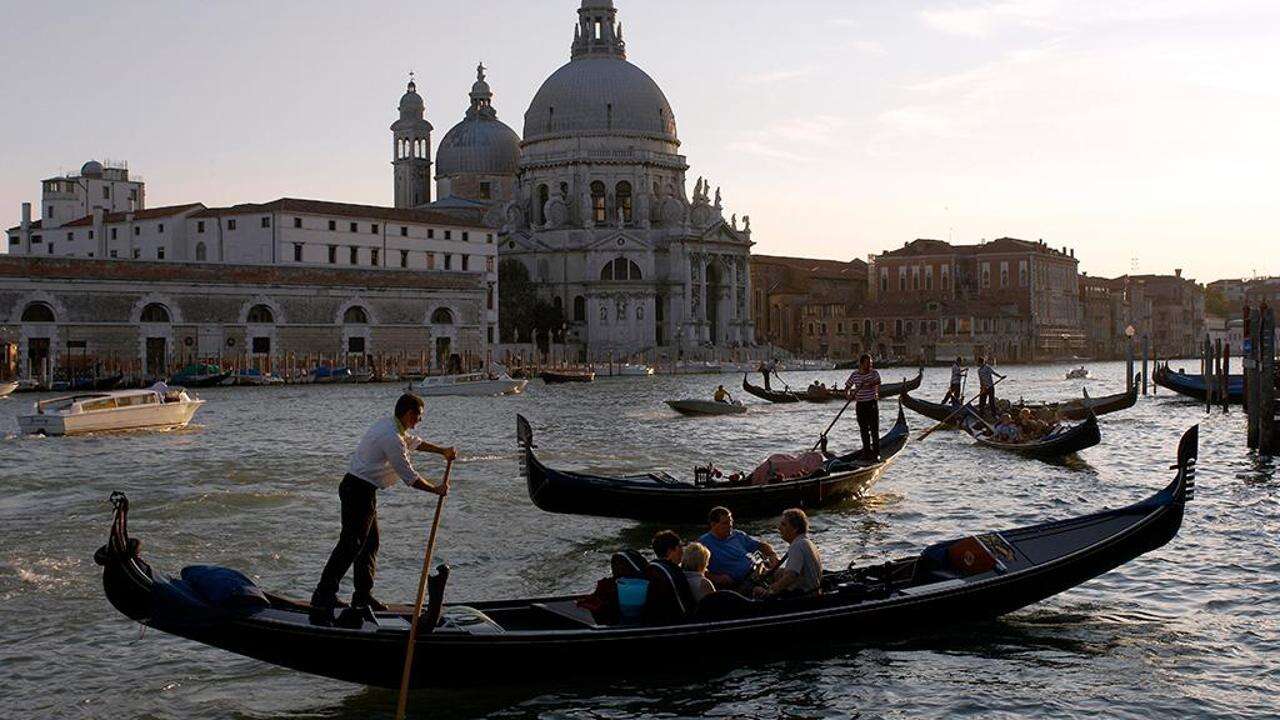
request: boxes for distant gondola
[901,382,1138,427]
[741,368,922,405]
[961,410,1101,459]
[95,425,1197,689]
[813,368,923,401]
[519,407,910,521]
[542,369,596,384]
[1153,364,1244,404]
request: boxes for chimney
[21,202,31,229]
[1175,268,1182,278]
[1070,248,1075,258]
[93,208,106,257]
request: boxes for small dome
[81,160,104,177]
[523,57,676,142]
[437,120,521,177]
[399,80,425,116]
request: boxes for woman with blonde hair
[680,542,716,602]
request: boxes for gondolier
[942,357,966,404]
[976,356,1006,415]
[844,354,882,461]
[311,393,455,615]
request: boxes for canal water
[0,361,1275,719]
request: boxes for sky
[1,0,1277,282]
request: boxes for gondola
[519,407,910,521]
[741,374,803,403]
[901,382,1138,427]
[961,409,1101,459]
[814,368,924,401]
[1153,364,1244,404]
[95,425,1197,689]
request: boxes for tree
[498,259,537,343]
[1204,287,1231,318]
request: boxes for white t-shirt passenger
[783,535,823,595]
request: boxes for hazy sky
[2,0,1276,281]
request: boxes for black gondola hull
[97,427,1195,688]
[1153,365,1244,403]
[521,408,910,522]
[902,386,1137,426]
[962,412,1102,459]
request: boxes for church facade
[412,0,756,359]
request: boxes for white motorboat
[409,371,527,397]
[616,363,655,376]
[17,387,205,436]
[0,380,17,398]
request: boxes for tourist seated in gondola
[753,509,823,599]
[700,506,779,592]
[642,530,697,623]
[681,542,716,602]
[1017,407,1050,439]
[993,413,1023,442]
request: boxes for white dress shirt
[349,416,427,489]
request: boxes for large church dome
[522,1,677,144]
[437,64,521,177]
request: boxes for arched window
[21,302,56,323]
[636,305,644,320]
[195,242,207,261]
[600,257,642,281]
[553,296,563,313]
[591,181,607,224]
[247,304,274,324]
[537,185,549,225]
[343,306,369,324]
[573,295,586,322]
[616,181,632,223]
[140,303,170,323]
[431,307,454,325]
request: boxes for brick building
[865,237,1084,362]
[750,255,867,355]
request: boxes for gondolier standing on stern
[844,354,882,461]
[976,356,1006,416]
[311,393,455,617]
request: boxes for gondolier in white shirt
[976,356,1006,416]
[843,354,882,461]
[311,393,454,616]
[942,357,967,405]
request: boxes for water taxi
[17,387,205,436]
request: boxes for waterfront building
[1078,270,1204,359]
[866,237,1084,362]
[0,255,488,381]
[750,255,867,355]
[495,0,756,359]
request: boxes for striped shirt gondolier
[978,364,996,388]
[846,369,881,401]
[950,364,964,385]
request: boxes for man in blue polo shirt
[699,506,779,592]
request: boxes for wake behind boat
[665,399,747,416]
[519,407,909,521]
[95,425,1196,689]
[18,387,204,436]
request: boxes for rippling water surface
[1,361,1276,719]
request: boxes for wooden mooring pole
[1141,335,1150,396]
[1260,306,1276,455]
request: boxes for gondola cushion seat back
[180,565,269,611]
[616,578,648,621]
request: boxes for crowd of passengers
[991,407,1062,443]
[587,505,824,624]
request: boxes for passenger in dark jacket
[643,530,697,623]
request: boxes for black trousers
[978,386,996,413]
[315,474,379,601]
[855,400,880,459]
[942,383,962,404]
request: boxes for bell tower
[391,74,433,208]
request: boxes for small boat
[171,364,231,388]
[71,373,125,391]
[0,380,17,398]
[94,424,1196,689]
[1065,367,1090,380]
[542,369,595,384]
[961,409,1101,459]
[221,369,285,386]
[902,383,1138,426]
[742,368,924,405]
[308,366,351,384]
[741,374,804,403]
[665,399,748,416]
[519,406,910,522]
[409,371,527,397]
[616,363,655,376]
[17,387,204,436]
[1153,364,1244,404]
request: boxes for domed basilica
[394,0,755,358]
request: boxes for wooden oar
[917,374,1007,441]
[812,394,856,451]
[394,458,454,720]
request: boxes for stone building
[1077,270,1204,359]
[494,0,756,358]
[866,237,1084,362]
[0,256,487,380]
[749,255,867,356]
